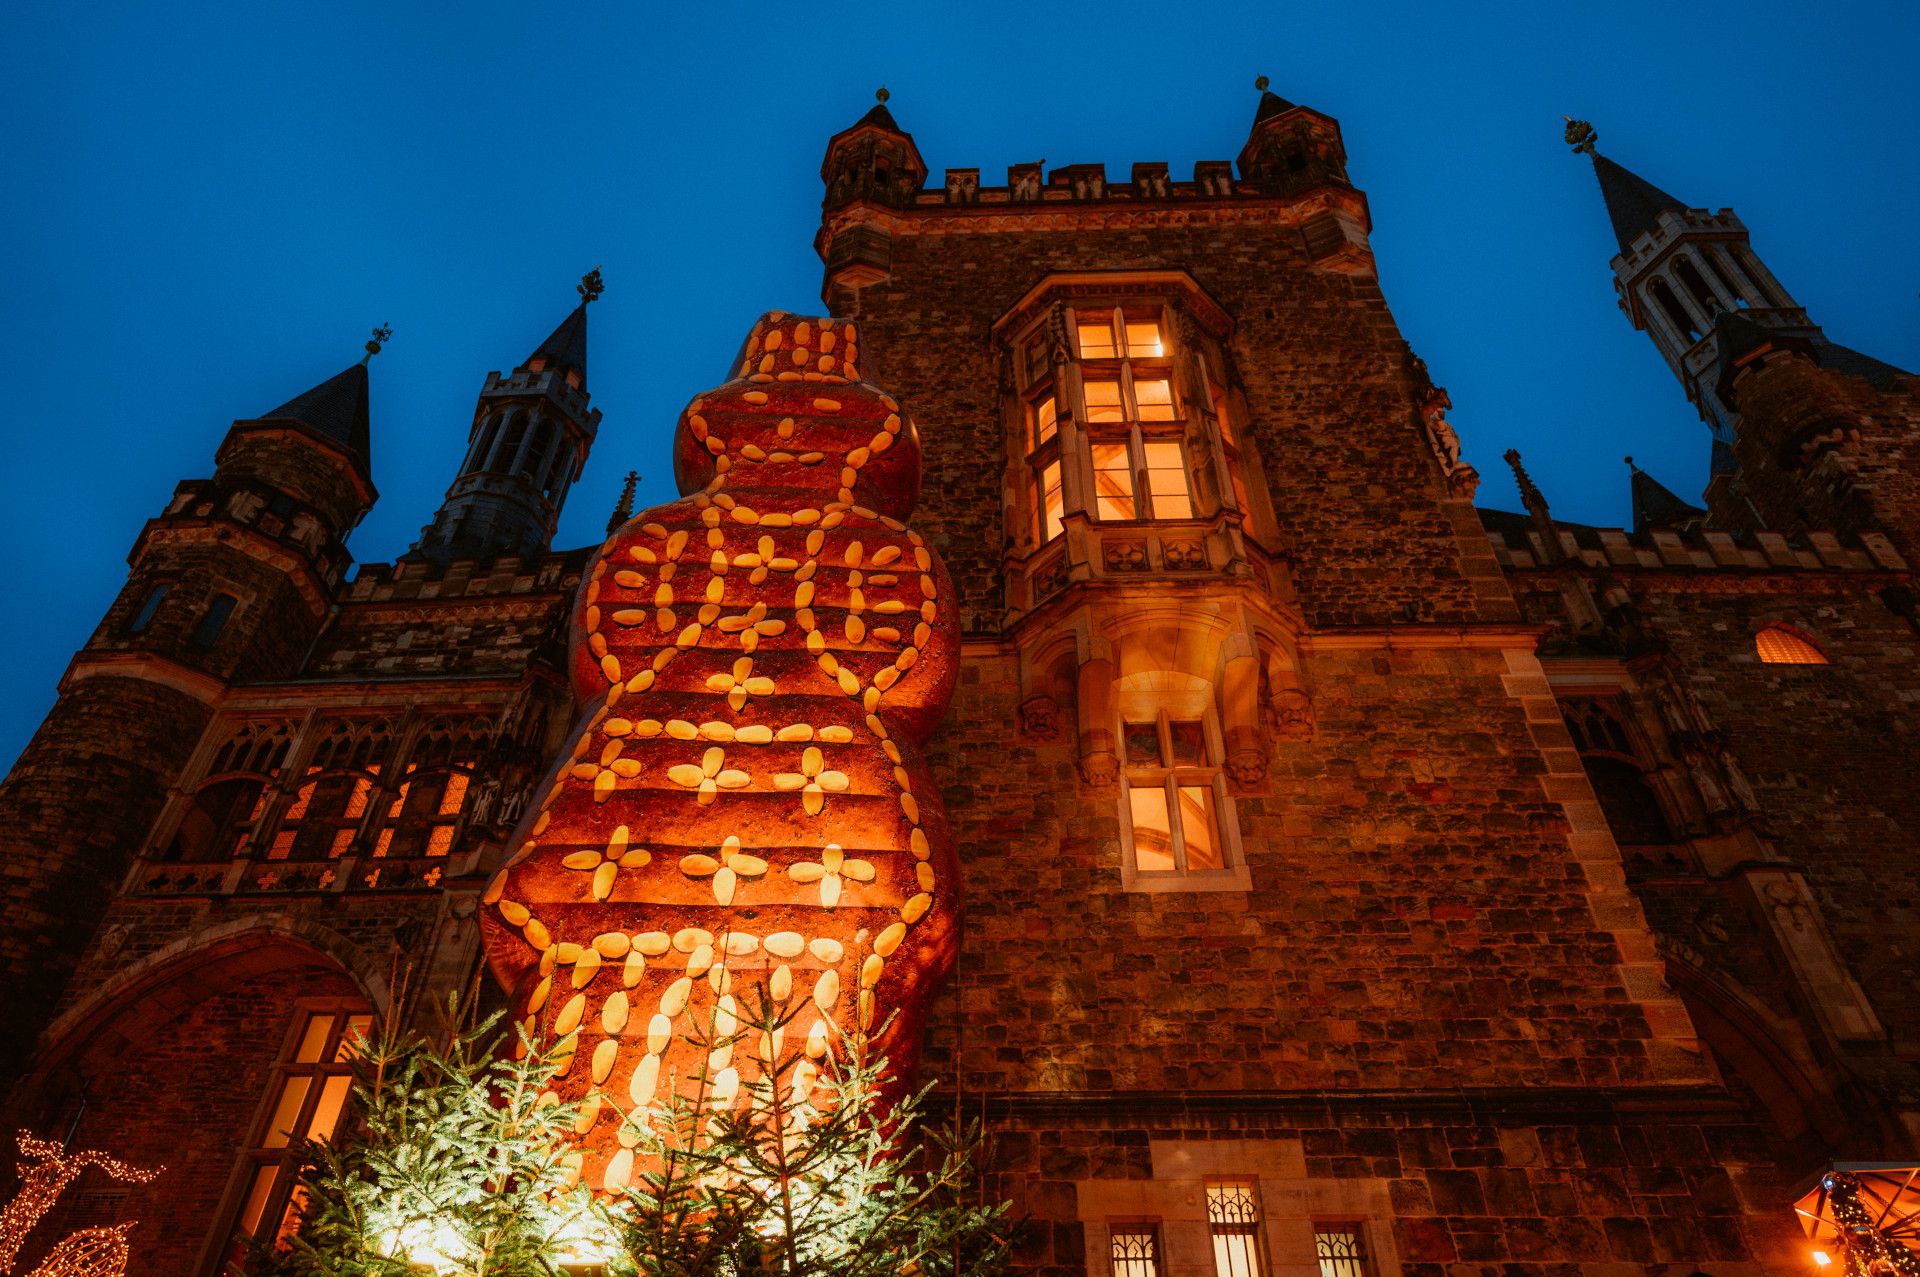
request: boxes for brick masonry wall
[0,676,211,1073]
[1628,579,1920,1051]
[842,220,1509,633]
[919,645,1689,1095]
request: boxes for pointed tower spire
[1564,119,1689,252]
[250,328,387,491]
[607,469,639,534]
[1238,75,1349,194]
[408,274,605,563]
[1625,456,1706,535]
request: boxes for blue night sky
[1,1,1913,771]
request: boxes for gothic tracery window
[1110,1226,1163,1277]
[1755,623,1828,665]
[1207,1181,1266,1277]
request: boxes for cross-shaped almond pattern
[665,746,751,805]
[703,656,777,711]
[714,601,788,653]
[772,745,850,815]
[569,737,644,803]
[677,834,771,906]
[785,842,875,907]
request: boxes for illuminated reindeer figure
[0,1132,160,1277]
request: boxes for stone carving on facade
[1010,162,1042,202]
[943,169,979,204]
[226,490,266,522]
[1103,541,1148,572]
[1162,540,1207,570]
[479,312,961,1194]
[1224,747,1267,788]
[1404,346,1479,499]
[1018,693,1060,740]
[1268,686,1314,740]
[287,512,325,551]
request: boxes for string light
[1820,1171,1920,1277]
[0,1130,161,1277]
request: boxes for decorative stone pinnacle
[362,323,393,364]
[1564,117,1598,156]
[606,469,639,533]
[1255,75,1269,92]
[875,86,889,104]
[578,267,605,306]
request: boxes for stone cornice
[60,650,229,705]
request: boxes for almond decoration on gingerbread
[479,312,960,1192]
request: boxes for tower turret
[1237,76,1352,196]
[816,91,927,300]
[1568,119,1913,538]
[410,274,604,563]
[0,331,387,1074]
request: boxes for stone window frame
[1753,620,1829,666]
[994,270,1254,560]
[1077,1139,1402,1277]
[1113,674,1251,895]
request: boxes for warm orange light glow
[1812,1250,1832,1267]
[1040,460,1064,542]
[1757,624,1828,665]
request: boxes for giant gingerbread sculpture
[480,312,960,1192]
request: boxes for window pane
[338,1015,374,1061]
[1040,461,1064,542]
[129,584,169,634]
[1212,1232,1261,1277]
[237,1164,280,1237]
[1142,440,1192,519]
[1316,1229,1369,1277]
[306,1074,353,1143]
[1033,396,1057,447]
[1134,377,1176,421]
[1111,1229,1161,1277]
[1077,315,1118,358]
[1756,625,1827,665]
[1179,786,1223,870]
[1091,441,1136,520]
[262,1075,312,1149]
[191,593,238,648]
[1168,720,1207,765]
[1123,721,1162,766]
[1084,379,1125,423]
[1129,786,1175,872]
[1124,320,1164,358]
[294,1015,335,1063]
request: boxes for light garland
[0,1130,161,1277]
[1821,1172,1920,1277]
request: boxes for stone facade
[0,91,1914,1276]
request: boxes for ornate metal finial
[876,86,889,104]
[361,324,393,365]
[578,267,605,306]
[1625,455,1639,471]
[607,469,640,534]
[1563,117,1599,156]
[1255,75,1270,93]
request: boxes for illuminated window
[271,769,377,861]
[192,592,239,648]
[1110,1227,1163,1277]
[1029,393,1065,543]
[1207,1181,1265,1277]
[1032,395,1058,447]
[1122,713,1228,875]
[1038,459,1065,542]
[1072,306,1190,523]
[127,583,169,634]
[222,1005,372,1268]
[377,767,474,859]
[1756,624,1828,665]
[1314,1228,1371,1277]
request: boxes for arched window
[1756,624,1828,665]
[268,770,377,861]
[1649,279,1701,342]
[166,777,269,862]
[1699,247,1750,309]
[1674,256,1719,316]
[465,411,502,472]
[489,408,528,473]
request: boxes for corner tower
[0,332,383,1074]
[410,272,604,563]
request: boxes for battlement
[343,545,593,603]
[1482,509,1909,574]
[915,159,1272,206]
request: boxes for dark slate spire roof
[1627,457,1706,535]
[1709,437,1740,476]
[1591,154,1688,250]
[258,362,372,479]
[1712,310,1816,405]
[855,100,902,132]
[1252,88,1298,125]
[1812,337,1911,389]
[527,305,588,386]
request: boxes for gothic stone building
[1,90,1915,1276]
